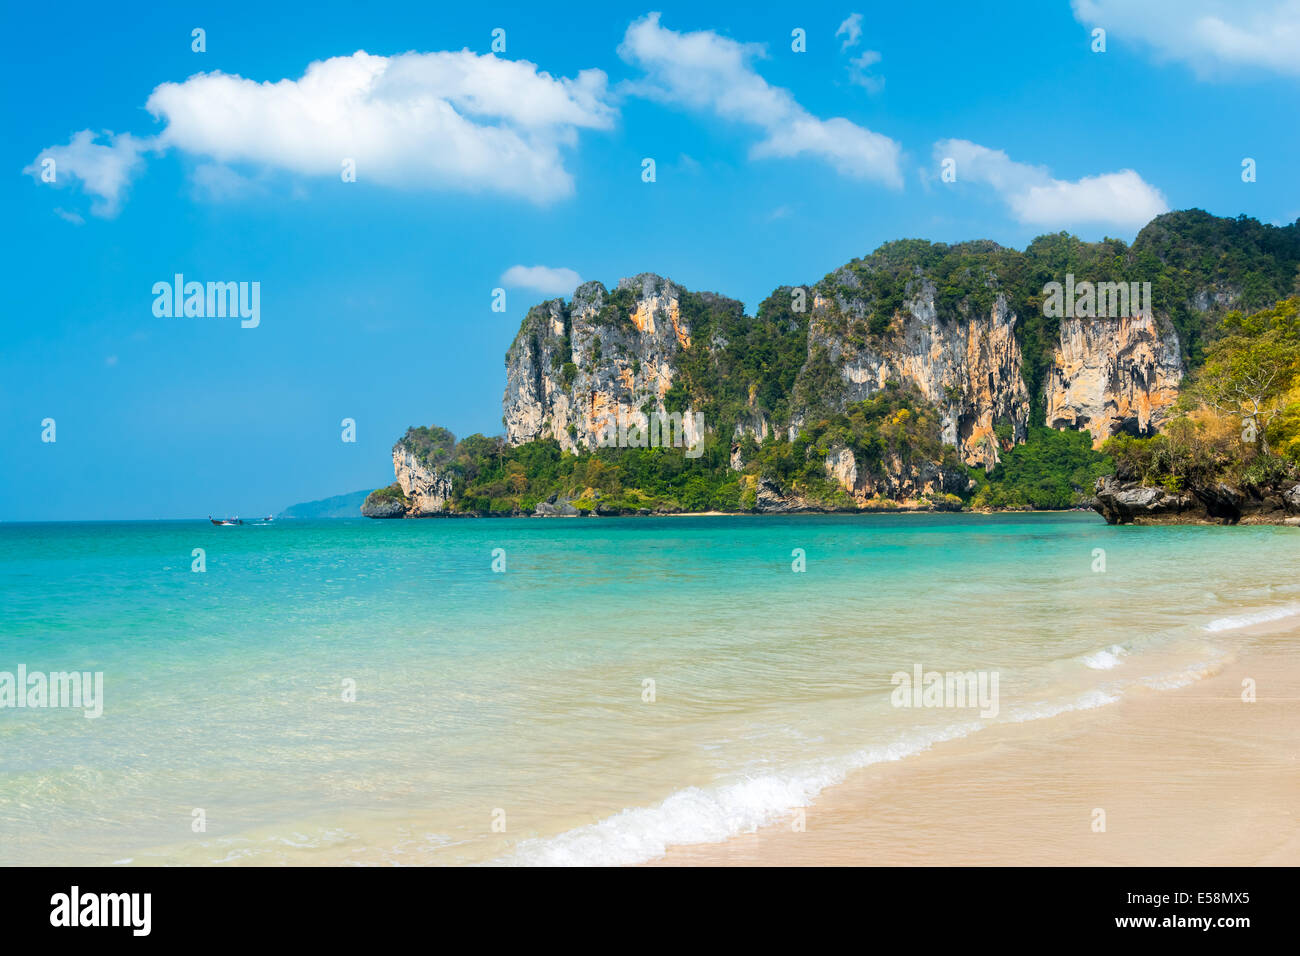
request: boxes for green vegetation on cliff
[377,211,1298,517]
[367,483,409,503]
[813,211,1300,421]
[388,382,1112,515]
[1130,211,1300,365]
[633,286,812,437]
[1103,296,1300,489]
[400,426,457,467]
[970,426,1112,510]
[403,426,741,515]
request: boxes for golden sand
[649,623,1300,866]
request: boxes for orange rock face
[1045,315,1183,447]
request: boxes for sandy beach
[649,617,1300,866]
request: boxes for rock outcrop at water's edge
[392,443,453,515]
[360,487,407,518]
[1093,476,1300,525]
[359,444,455,518]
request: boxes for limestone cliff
[822,444,970,507]
[1045,315,1183,447]
[502,270,1038,478]
[392,442,453,515]
[361,441,454,518]
[503,274,706,454]
[365,210,1300,517]
[795,278,1030,470]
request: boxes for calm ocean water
[1,513,1297,865]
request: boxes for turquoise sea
[1,513,1297,865]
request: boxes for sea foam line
[501,723,979,867]
[500,686,1129,867]
[1203,604,1300,633]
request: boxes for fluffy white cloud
[618,13,902,187]
[836,13,864,50]
[1072,0,1300,77]
[23,130,149,216]
[26,49,614,215]
[146,51,613,202]
[934,139,1169,229]
[500,264,582,296]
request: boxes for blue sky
[4,0,1299,520]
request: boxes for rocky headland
[362,210,1300,523]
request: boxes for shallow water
[0,513,1295,865]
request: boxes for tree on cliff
[1192,298,1300,454]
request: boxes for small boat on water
[209,516,244,526]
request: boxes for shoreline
[367,508,1299,524]
[645,617,1300,866]
[80,607,1300,867]
[364,506,1103,520]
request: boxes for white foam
[502,722,982,867]
[1002,689,1120,723]
[503,687,1129,867]
[1138,653,1228,690]
[1203,604,1300,633]
[1081,645,1126,670]
[501,648,1231,867]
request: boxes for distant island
[361,209,1300,526]
[281,490,375,519]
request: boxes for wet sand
[649,622,1300,866]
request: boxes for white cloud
[618,13,902,187]
[933,139,1169,229]
[146,51,613,203]
[501,264,582,296]
[836,15,883,93]
[848,50,884,92]
[23,130,149,216]
[836,13,863,50]
[26,49,615,215]
[1072,0,1300,77]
